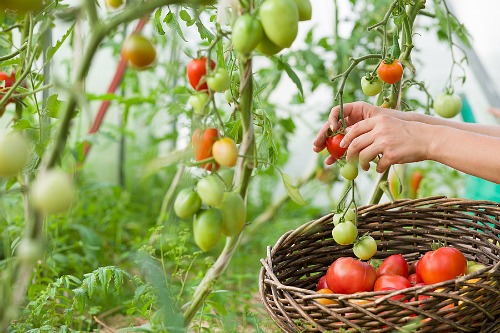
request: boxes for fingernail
[339,139,346,148]
[329,123,335,132]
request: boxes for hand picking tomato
[187,57,216,91]
[374,274,411,292]
[353,235,377,260]
[192,128,219,171]
[317,274,328,290]
[325,133,347,160]
[121,34,157,69]
[417,247,467,285]
[377,59,403,84]
[232,14,264,55]
[361,75,383,96]
[377,254,408,277]
[212,137,238,167]
[326,257,377,294]
[434,92,462,118]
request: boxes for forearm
[405,112,500,138]
[426,125,500,183]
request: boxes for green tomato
[196,174,225,206]
[218,168,234,190]
[332,213,342,226]
[0,131,30,178]
[467,262,486,274]
[206,68,230,92]
[256,32,284,56]
[344,208,356,222]
[353,235,377,260]
[31,170,75,215]
[0,0,43,12]
[174,188,202,219]
[361,75,383,96]
[332,221,358,245]
[217,192,246,237]
[291,0,312,21]
[193,208,222,252]
[340,162,359,180]
[434,93,462,118]
[259,0,299,48]
[232,14,264,55]
[188,92,209,114]
[16,238,43,264]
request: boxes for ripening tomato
[374,274,411,292]
[31,169,76,215]
[332,221,358,245]
[256,32,284,56]
[316,288,336,305]
[325,133,347,160]
[340,162,358,180]
[377,59,403,84]
[206,68,231,92]
[0,72,23,111]
[106,0,124,9]
[292,0,312,21]
[212,137,238,167]
[417,247,467,285]
[407,273,423,285]
[217,191,246,237]
[173,188,202,219]
[409,170,423,199]
[188,92,210,114]
[187,57,216,91]
[326,257,377,294]
[196,174,225,207]
[353,235,377,260]
[121,34,157,69]
[0,131,30,178]
[192,128,219,171]
[259,0,299,48]
[317,274,328,290]
[377,254,408,278]
[0,0,43,12]
[434,93,462,118]
[361,75,383,96]
[232,14,264,55]
[193,208,222,252]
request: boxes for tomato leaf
[144,148,193,177]
[280,172,307,206]
[44,23,74,69]
[277,58,304,99]
[154,8,165,35]
[164,11,187,42]
[45,94,61,118]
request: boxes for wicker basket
[259,197,500,332]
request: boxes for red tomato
[326,257,377,294]
[192,128,219,171]
[325,133,347,160]
[417,247,467,285]
[0,71,21,109]
[317,275,328,291]
[407,273,423,285]
[374,274,411,292]
[377,59,403,84]
[376,287,405,301]
[408,260,419,275]
[377,254,408,278]
[187,57,216,91]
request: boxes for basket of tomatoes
[259,196,500,332]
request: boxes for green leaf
[280,172,307,205]
[44,23,75,68]
[277,58,304,99]
[154,8,165,35]
[164,11,187,42]
[179,9,191,22]
[196,21,215,41]
[12,119,32,130]
[45,94,61,118]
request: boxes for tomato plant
[373,274,411,291]
[340,162,358,180]
[212,137,238,167]
[121,34,157,69]
[192,128,219,171]
[0,131,30,178]
[187,57,216,91]
[360,75,383,96]
[325,133,347,160]
[326,257,377,294]
[353,235,377,260]
[232,14,264,55]
[377,254,408,277]
[332,221,358,245]
[434,92,462,118]
[174,188,202,219]
[217,192,246,237]
[259,0,299,48]
[30,170,76,215]
[377,59,403,84]
[193,209,223,252]
[417,247,467,285]
[206,68,231,92]
[196,175,225,207]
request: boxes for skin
[313,101,500,184]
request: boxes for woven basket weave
[259,197,500,332]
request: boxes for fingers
[313,121,332,150]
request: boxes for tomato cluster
[191,128,239,171]
[173,171,246,252]
[314,246,473,307]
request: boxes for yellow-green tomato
[0,131,29,178]
[217,192,246,237]
[0,0,43,12]
[332,221,358,245]
[173,188,202,219]
[467,262,486,274]
[344,208,356,222]
[434,93,462,118]
[291,0,312,21]
[340,162,358,180]
[196,174,225,206]
[188,92,209,114]
[361,75,383,96]
[206,68,230,92]
[212,137,238,167]
[16,238,43,264]
[259,0,299,48]
[31,170,75,215]
[232,14,264,55]
[256,32,284,56]
[353,235,377,260]
[218,168,234,190]
[106,0,124,9]
[193,208,222,252]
